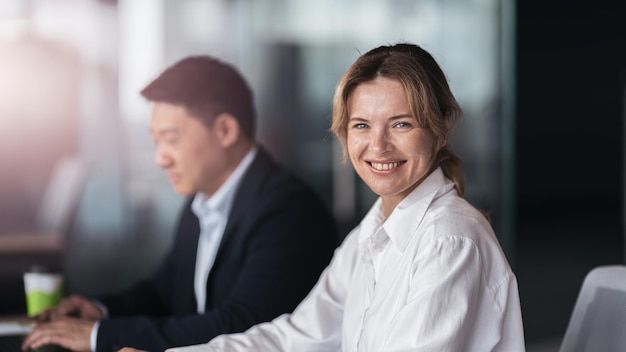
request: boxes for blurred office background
[0,0,623,350]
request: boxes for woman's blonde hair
[331,43,466,197]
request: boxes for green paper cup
[23,272,63,317]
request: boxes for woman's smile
[367,160,407,171]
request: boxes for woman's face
[346,76,436,215]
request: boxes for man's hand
[35,294,104,322]
[21,317,95,352]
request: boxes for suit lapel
[212,147,276,264]
[177,198,202,312]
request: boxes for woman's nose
[370,129,391,153]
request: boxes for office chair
[34,156,89,238]
[559,265,626,352]
[0,155,88,254]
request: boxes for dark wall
[516,0,626,342]
[517,1,625,215]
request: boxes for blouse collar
[358,167,456,253]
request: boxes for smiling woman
[163,43,526,352]
[345,77,438,218]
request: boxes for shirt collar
[191,146,259,218]
[358,167,456,252]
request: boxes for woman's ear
[214,113,240,148]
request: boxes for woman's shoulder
[420,193,513,274]
[428,191,491,231]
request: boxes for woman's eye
[394,122,412,128]
[353,123,368,129]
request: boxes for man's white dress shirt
[167,167,526,352]
[191,146,257,313]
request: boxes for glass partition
[120,0,515,256]
[0,0,516,295]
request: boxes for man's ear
[213,113,240,148]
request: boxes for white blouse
[167,168,526,352]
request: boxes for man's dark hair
[141,55,256,139]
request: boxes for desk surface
[0,315,32,336]
[0,233,63,254]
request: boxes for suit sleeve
[95,188,338,352]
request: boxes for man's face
[150,102,230,196]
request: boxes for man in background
[23,55,338,352]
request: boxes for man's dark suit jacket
[95,147,339,352]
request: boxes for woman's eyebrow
[388,114,413,121]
